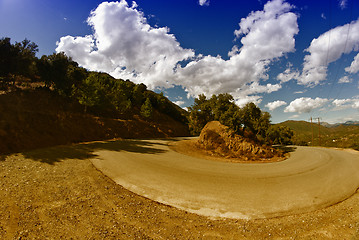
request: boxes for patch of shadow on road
[83,139,168,155]
[22,139,168,165]
[273,145,297,154]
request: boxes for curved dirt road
[90,138,359,219]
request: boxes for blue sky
[1,0,359,123]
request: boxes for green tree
[210,93,234,121]
[67,64,87,89]
[36,55,52,87]
[188,94,214,135]
[37,52,77,96]
[237,103,272,142]
[238,102,262,134]
[14,38,38,79]
[256,111,271,142]
[219,104,242,134]
[266,125,294,145]
[0,38,15,82]
[75,74,101,113]
[189,94,273,142]
[0,37,38,84]
[141,98,153,119]
[110,80,132,113]
[131,83,147,106]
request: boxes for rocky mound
[197,121,283,161]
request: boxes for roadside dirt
[1,145,359,239]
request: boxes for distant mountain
[321,121,359,128]
[343,121,359,125]
[277,120,359,150]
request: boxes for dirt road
[1,139,359,239]
[90,138,359,219]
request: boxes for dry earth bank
[0,89,189,155]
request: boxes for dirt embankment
[0,89,190,154]
[176,121,286,163]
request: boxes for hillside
[278,120,359,150]
[0,89,190,154]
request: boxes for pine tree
[141,98,153,119]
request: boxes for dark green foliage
[131,83,147,106]
[14,39,39,79]
[187,94,215,134]
[188,93,290,145]
[37,52,86,96]
[73,72,132,115]
[75,73,102,112]
[143,90,188,124]
[141,98,153,119]
[257,112,271,141]
[219,104,242,134]
[266,125,294,145]
[71,71,188,123]
[0,38,15,84]
[188,93,243,135]
[0,37,38,83]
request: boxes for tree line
[188,94,293,145]
[0,37,187,123]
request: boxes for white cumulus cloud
[175,0,298,99]
[284,97,329,113]
[56,0,298,103]
[333,98,359,110]
[338,76,352,83]
[277,65,300,83]
[235,95,263,108]
[56,1,194,89]
[353,99,359,109]
[173,100,185,107]
[297,18,359,86]
[265,100,287,111]
[234,0,298,62]
[345,53,359,74]
[199,0,210,6]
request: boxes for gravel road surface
[90,138,359,219]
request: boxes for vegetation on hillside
[0,37,187,125]
[188,94,293,145]
[279,121,359,150]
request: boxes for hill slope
[279,120,359,150]
[0,89,190,154]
